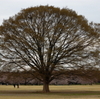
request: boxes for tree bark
[43,82,50,92]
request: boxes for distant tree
[7,72,21,86]
[0,6,97,92]
[20,71,33,85]
[67,67,100,84]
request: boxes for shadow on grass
[0,90,100,96]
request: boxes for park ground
[0,85,100,99]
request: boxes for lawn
[0,85,100,99]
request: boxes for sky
[0,0,100,25]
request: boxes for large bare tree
[0,6,97,92]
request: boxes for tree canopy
[0,5,97,92]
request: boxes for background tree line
[0,68,100,86]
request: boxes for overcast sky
[0,0,100,25]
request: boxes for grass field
[0,85,100,99]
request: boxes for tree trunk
[43,82,50,92]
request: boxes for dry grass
[0,85,100,99]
